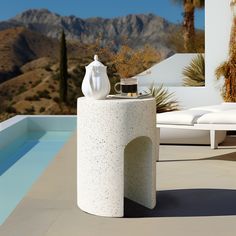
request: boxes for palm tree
[172,0,205,52]
[215,1,236,102]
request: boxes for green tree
[172,0,205,52]
[59,30,68,103]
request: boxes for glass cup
[114,78,138,97]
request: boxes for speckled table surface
[77,97,158,217]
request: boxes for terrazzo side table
[77,97,158,217]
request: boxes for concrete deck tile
[1,133,236,236]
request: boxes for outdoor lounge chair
[156,103,236,149]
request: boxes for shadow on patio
[124,189,236,218]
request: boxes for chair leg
[156,128,160,162]
[210,130,218,149]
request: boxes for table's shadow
[124,189,236,218]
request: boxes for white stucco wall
[167,0,231,109]
[137,53,197,87]
[137,0,231,109]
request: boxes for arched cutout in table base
[124,136,154,209]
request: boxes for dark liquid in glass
[121,84,137,93]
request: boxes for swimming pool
[0,116,76,225]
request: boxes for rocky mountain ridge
[0,9,197,56]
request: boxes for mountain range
[0,9,204,56]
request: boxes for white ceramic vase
[82,55,111,100]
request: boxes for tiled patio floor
[1,133,236,236]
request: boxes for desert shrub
[72,67,79,74]
[5,106,17,113]
[25,95,40,101]
[52,72,60,80]
[25,106,35,114]
[39,107,45,113]
[49,84,55,89]
[148,84,179,113]
[183,54,205,87]
[17,84,27,94]
[32,80,41,88]
[53,96,60,103]
[69,64,85,84]
[0,91,10,97]
[44,65,52,72]
[37,90,51,99]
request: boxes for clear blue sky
[0,0,204,29]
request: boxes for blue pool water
[0,130,73,225]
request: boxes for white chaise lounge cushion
[197,109,236,124]
[190,105,230,112]
[221,102,236,109]
[157,110,210,125]
[190,103,236,112]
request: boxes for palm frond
[215,62,230,80]
[147,84,179,113]
[183,54,205,87]
[193,0,205,8]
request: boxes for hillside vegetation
[0,27,162,121]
